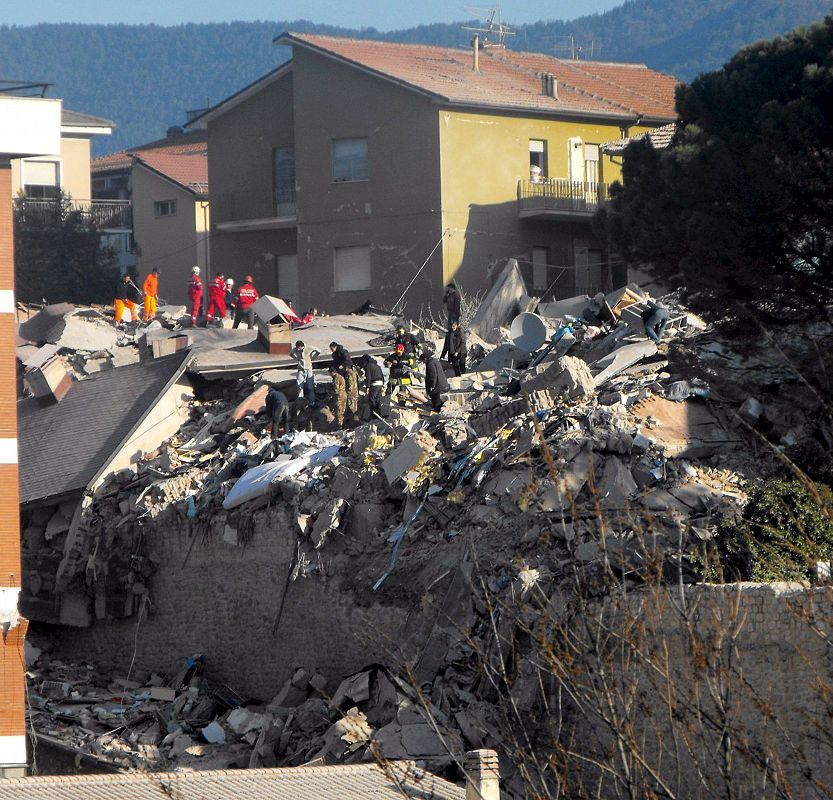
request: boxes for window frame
[272,146,296,213]
[333,244,372,292]
[332,137,369,183]
[154,199,178,218]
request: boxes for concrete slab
[143,313,396,378]
[381,438,428,484]
[54,318,120,352]
[593,340,658,387]
[470,259,527,344]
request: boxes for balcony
[15,197,132,229]
[213,189,297,234]
[518,179,610,221]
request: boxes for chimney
[541,72,559,100]
[465,749,500,800]
[24,355,72,405]
[472,34,480,73]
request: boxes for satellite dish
[510,312,549,353]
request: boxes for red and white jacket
[236,282,260,309]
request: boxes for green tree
[600,13,833,327]
[14,192,118,305]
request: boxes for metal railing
[15,198,132,228]
[212,189,297,223]
[518,179,610,215]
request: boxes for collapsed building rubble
[18,274,810,795]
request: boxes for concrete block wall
[569,582,833,797]
[42,505,408,699]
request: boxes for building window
[334,245,371,292]
[584,143,600,185]
[272,147,296,213]
[529,140,547,181]
[154,199,177,218]
[23,159,60,198]
[332,138,368,182]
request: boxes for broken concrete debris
[19,279,796,798]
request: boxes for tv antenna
[462,2,515,47]
[553,34,602,60]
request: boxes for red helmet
[396,343,405,353]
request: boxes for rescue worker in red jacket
[188,266,203,326]
[205,273,227,325]
[233,275,260,329]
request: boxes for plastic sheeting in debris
[223,456,311,509]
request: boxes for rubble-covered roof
[18,350,191,507]
[601,122,678,155]
[279,33,679,122]
[0,763,466,800]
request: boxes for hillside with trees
[0,0,828,155]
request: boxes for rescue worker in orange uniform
[114,273,140,325]
[233,275,260,329]
[142,268,160,322]
[188,266,203,326]
[205,273,227,326]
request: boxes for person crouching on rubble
[441,317,467,377]
[394,323,419,369]
[642,299,670,344]
[385,344,412,398]
[114,272,140,325]
[328,365,347,428]
[205,273,227,326]
[421,349,449,413]
[291,339,319,407]
[265,385,293,439]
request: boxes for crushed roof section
[0,762,467,800]
[281,33,678,121]
[602,122,678,155]
[62,108,116,129]
[18,351,191,506]
[133,150,209,196]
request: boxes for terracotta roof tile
[0,762,467,799]
[134,151,209,195]
[284,33,678,122]
[92,134,207,173]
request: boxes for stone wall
[568,582,833,798]
[38,505,409,699]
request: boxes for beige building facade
[198,34,677,315]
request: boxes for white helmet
[192,266,200,274]
[226,278,234,286]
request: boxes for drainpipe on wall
[200,201,210,314]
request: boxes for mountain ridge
[0,0,828,156]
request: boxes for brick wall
[42,505,409,699]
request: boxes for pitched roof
[278,33,678,122]
[0,762,467,799]
[92,131,207,173]
[18,351,191,506]
[133,150,209,196]
[62,108,116,129]
[601,122,678,155]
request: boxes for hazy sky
[1,1,623,30]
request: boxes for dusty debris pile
[24,280,800,795]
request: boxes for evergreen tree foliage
[14,193,118,305]
[600,13,833,326]
[701,479,833,582]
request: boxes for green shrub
[701,479,833,582]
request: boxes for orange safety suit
[142,272,158,321]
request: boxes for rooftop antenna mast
[462,2,515,47]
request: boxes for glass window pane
[333,138,368,182]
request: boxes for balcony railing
[518,179,610,218]
[213,189,297,223]
[15,198,132,229]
